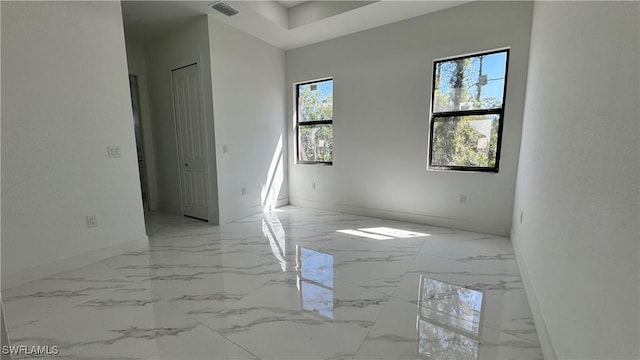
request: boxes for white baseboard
[157,201,181,215]
[275,198,290,210]
[511,234,557,360]
[246,198,290,218]
[2,235,149,290]
[221,198,290,224]
[207,213,220,225]
[289,198,510,236]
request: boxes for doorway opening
[128,74,149,211]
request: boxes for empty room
[1,1,639,359]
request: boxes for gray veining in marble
[3,206,541,360]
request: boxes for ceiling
[275,0,310,8]
[122,1,470,50]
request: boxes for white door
[171,64,208,220]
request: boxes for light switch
[108,145,122,158]
[87,215,98,228]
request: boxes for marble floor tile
[394,251,537,343]
[103,249,283,323]
[204,272,389,360]
[3,262,138,331]
[354,297,542,360]
[144,252,282,323]
[417,232,520,274]
[314,239,418,295]
[399,252,523,295]
[4,206,541,360]
[8,300,255,360]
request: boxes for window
[428,49,509,172]
[296,78,333,164]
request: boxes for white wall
[144,16,220,222]
[288,1,376,29]
[0,0,3,296]
[208,17,288,223]
[1,1,148,288]
[512,2,640,359]
[286,1,532,235]
[125,37,159,211]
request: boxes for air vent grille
[210,1,238,16]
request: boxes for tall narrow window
[296,78,333,164]
[428,50,509,172]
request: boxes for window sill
[297,161,333,166]
[427,166,498,174]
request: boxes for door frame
[128,74,150,211]
[169,57,212,221]
[126,69,159,211]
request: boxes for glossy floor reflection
[3,206,542,359]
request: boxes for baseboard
[157,201,181,215]
[246,197,290,218]
[221,198,290,224]
[511,233,557,360]
[2,235,149,290]
[275,197,289,209]
[288,198,510,236]
[207,213,220,225]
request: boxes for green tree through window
[429,50,509,172]
[296,79,333,163]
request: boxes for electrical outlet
[107,145,122,158]
[241,186,246,196]
[87,215,98,228]
[459,194,467,205]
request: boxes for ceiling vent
[210,1,239,16]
